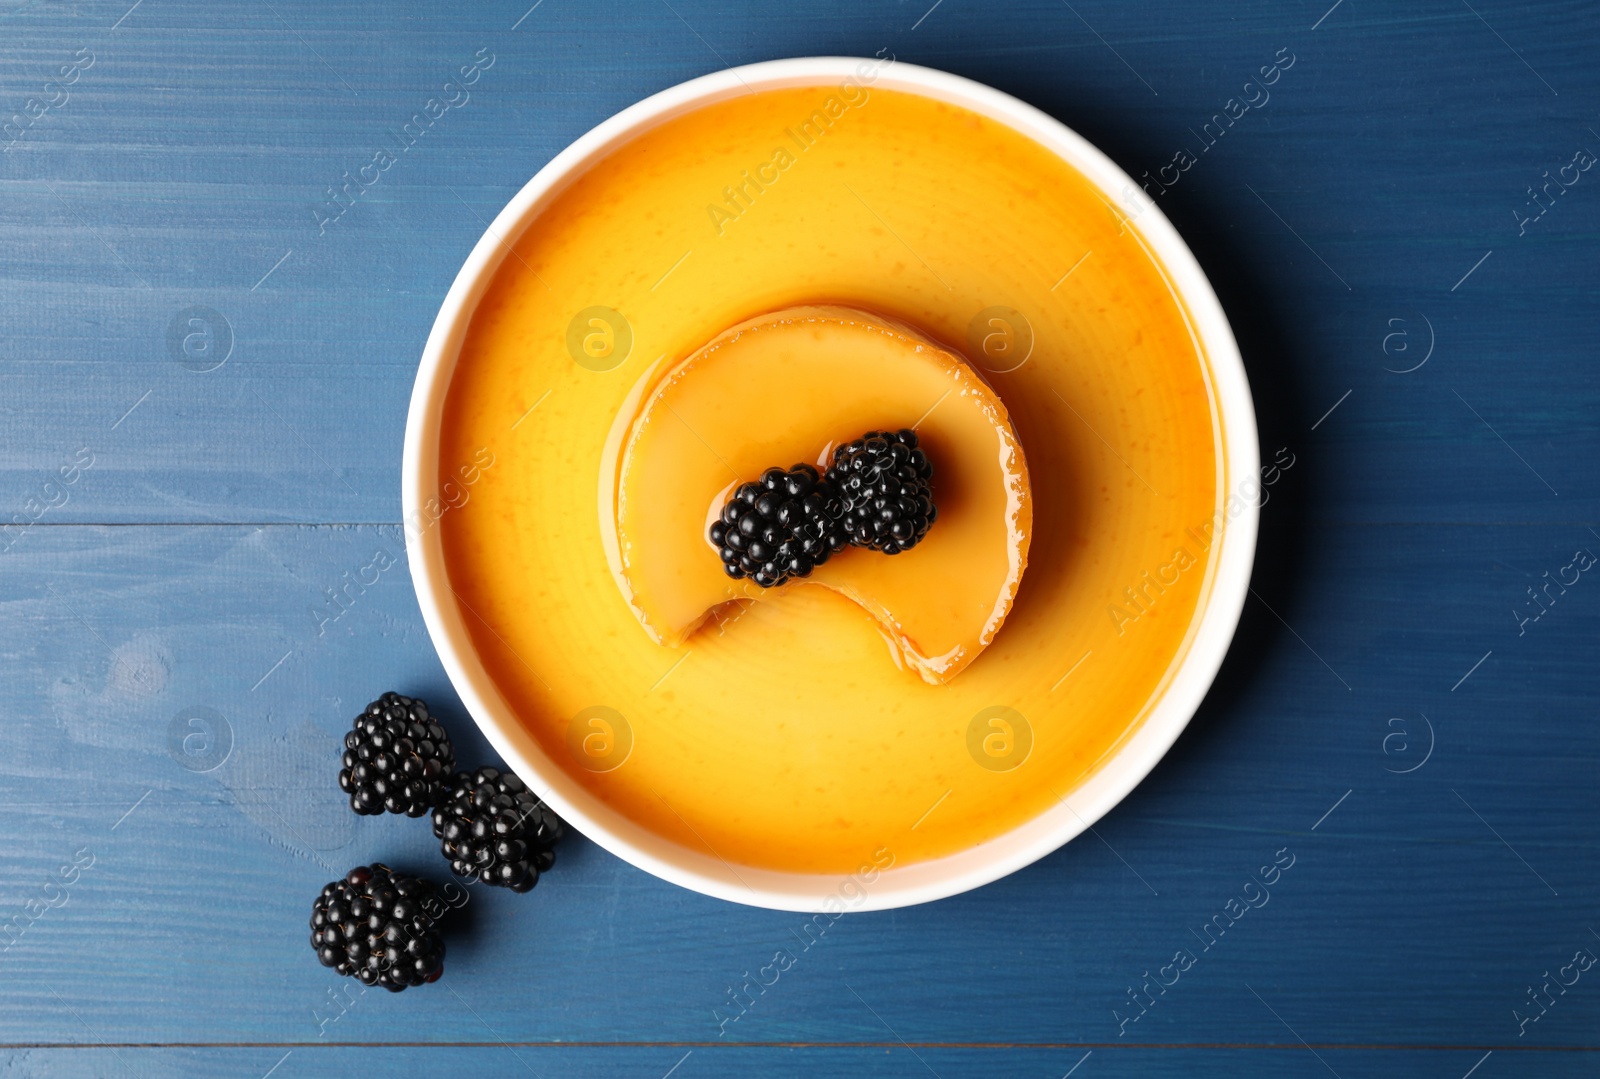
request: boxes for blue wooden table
[2,0,1597,1075]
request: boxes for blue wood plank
[0,0,1595,524]
[0,0,1596,1070]
[0,521,1595,1057]
[4,1046,1597,1079]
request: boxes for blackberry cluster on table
[309,864,445,992]
[338,692,456,817]
[432,766,566,893]
[313,695,574,990]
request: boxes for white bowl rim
[402,56,1259,912]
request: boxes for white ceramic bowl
[403,57,1258,912]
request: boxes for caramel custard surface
[611,304,1031,685]
[439,85,1221,874]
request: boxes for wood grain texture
[0,0,1596,1075]
[4,1046,1599,1079]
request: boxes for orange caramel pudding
[610,305,1030,684]
[437,85,1220,874]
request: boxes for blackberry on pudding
[612,306,1030,684]
[829,428,937,555]
[709,464,847,587]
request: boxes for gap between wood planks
[0,1041,1592,1051]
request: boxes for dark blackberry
[309,864,446,992]
[432,766,565,893]
[828,429,937,554]
[708,464,847,588]
[339,692,455,817]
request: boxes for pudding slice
[609,305,1031,684]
